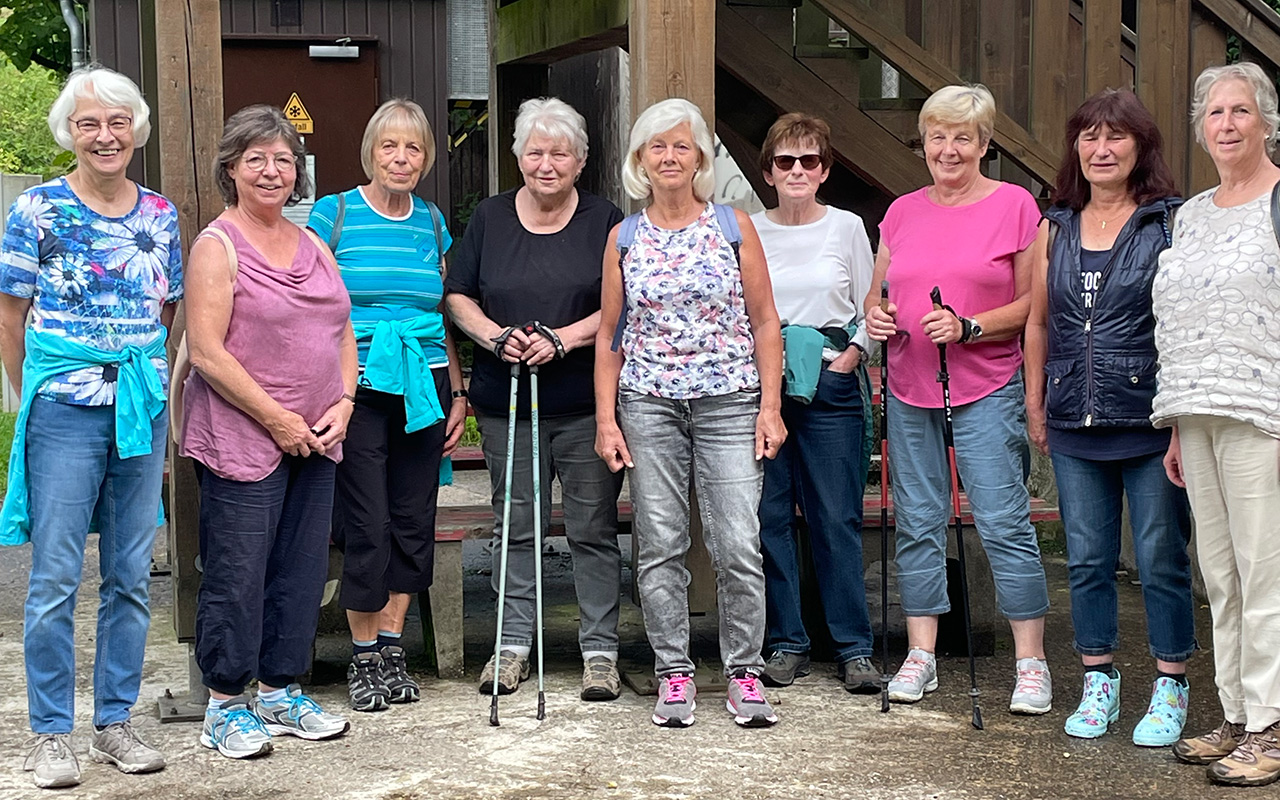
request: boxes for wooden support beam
[717,3,930,196]
[810,0,1059,183]
[1188,11,1230,195]
[1030,0,1073,167]
[1196,0,1280,66]
[1138,0,1192,192]
[630,0,716,131]
[153,0,224,642]
[488,64,550,194]
[493,0,629,65]
[1084,0,1124,94]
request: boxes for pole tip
[489,697,500,727]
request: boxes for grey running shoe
[89,720,165,774]
[256,684,350,740]
[726,671,779,727]
[838,656,881,695]
[478,650,530,695]
[652,674,697,728]
[378,646,420,704]
[888,648,938,703]
[23,733,81,789]
[1010,657,1053,715]
[581,656,621,701]
[200,697,272,760]
[760,650,810,687]
[348,652,391,712]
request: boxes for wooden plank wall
[1138,0,1192,193]
[1084,0,1124,95]
[220,0,451,211]
[89,0,150,185]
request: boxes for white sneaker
[1010,657,1052,715]
[888,648,938,703]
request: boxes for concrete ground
[0,483,1247,800]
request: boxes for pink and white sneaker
[652,674,697,728]
[726,671,779,728]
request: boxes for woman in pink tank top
[180,105,356,759]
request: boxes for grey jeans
[618,388,768,677]
[475,410,624,652]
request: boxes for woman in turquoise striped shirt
[308,99,466,713]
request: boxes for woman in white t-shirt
[750,113,878,693]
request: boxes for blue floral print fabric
[0,178,183,405]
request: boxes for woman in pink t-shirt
[864,84,1051,716]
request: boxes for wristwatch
[959,317,984,344]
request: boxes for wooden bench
[423,492,1059,678]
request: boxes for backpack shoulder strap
[328,191,347,253]
[615,212,642,256]
[426,200,445,275]
[712,203,743,263]
[196,225,239,282]
[1269,183,1280,252]
[610,212,644,353]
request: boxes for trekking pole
[490,362,521,727]
[930,286,984,732]
[878,279,892,715]
[529,360,546,721]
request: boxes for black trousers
[194,455,336,695]
[332,369,449,612]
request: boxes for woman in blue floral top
[0,67,180,789]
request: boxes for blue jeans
[887,372,1049,620]
[24,398,167,734]
[619,389,767,677]
[1051,449,1197,661]
[759,366,873,662]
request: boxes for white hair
[47,66,151,151]
[622,98,716,202]
[918,84,996,146]
[1191,62,1280,155]
[511,97,589,162]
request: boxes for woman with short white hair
[308,99,465,713]
[1,65,178,788]
[1155,62,1280,787]
[445,96,626,701]
[864,84,1051,716]
[595,98,786,728]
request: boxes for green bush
[0,410,15,495]
[0,49,64,179]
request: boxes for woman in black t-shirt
[445,97,625,702]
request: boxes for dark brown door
[221,40,379,198]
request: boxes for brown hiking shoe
[580,656,621,701]
[478,650,529,695]
[1174,719,1247,765]
[1209,724,1280,786]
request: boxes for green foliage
[0,2,72,75]
[0,47,64,178]
[0,411,15,495]
[459,415,480,447]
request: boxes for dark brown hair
[214,105,311,207]
[759,113,834,176]
[1051,89,1179,211]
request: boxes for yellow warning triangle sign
[283,92,314,134]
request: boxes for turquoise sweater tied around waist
[354,315,453,485]
[1,327,168,546]
[781,322,862,404]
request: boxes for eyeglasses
[242,153,298,172]
[71,117,132,136]
[772,154,823,171]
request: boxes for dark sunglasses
[772,154,822,171]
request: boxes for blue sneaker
[255,684,350,741]
[1064,670,1120,739]
[200,697,273,759]
[1132,676,1189,747]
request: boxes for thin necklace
[1088,203,1133,229]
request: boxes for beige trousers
[1178,415,1280,732]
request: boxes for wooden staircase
[716,0,1280,219]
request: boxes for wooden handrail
[808,0,1060,185]
[1196,0,1280,64]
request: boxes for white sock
[257,687,288,704]
[582,650,618,662]
[207,697,228,711]
[500,644,532,658]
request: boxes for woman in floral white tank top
[595,98,786,729]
